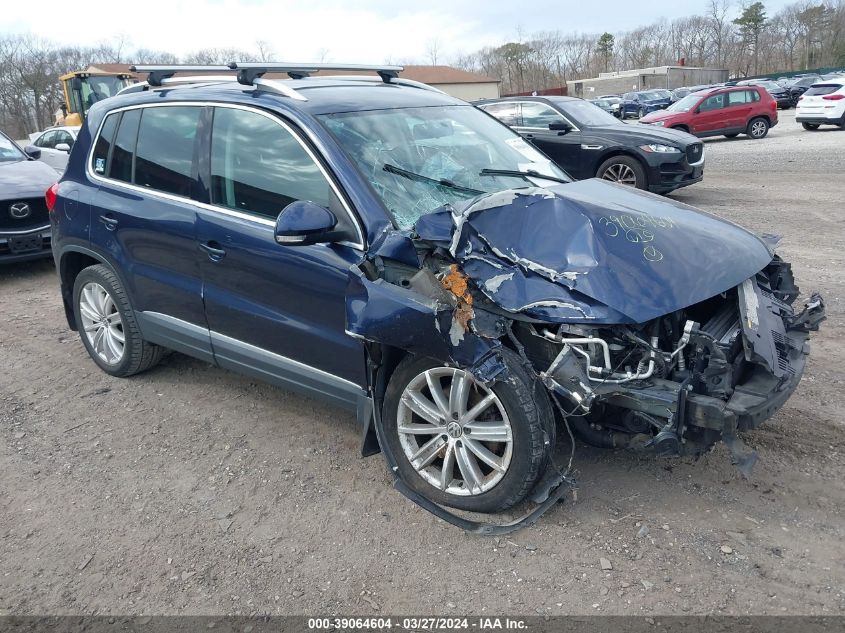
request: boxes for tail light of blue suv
[45,183,59,214]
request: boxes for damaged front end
[347,180,825,523]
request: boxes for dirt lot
[1,109,843,617]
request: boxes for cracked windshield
[320,105,570,229]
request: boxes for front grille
[0,197,49,232]
[686,143,703,164]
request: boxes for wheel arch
[58,246,129,331]
[594,149,650,185]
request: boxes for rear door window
[480,102,520,127]
[135,106,201,197]
[727,90,751,105]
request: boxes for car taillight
[45,183,59,213]
[798,96,804,101]
[822,94,845,100]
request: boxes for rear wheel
[802,122,820,131]
[382,349,550,513]
[73,264,164,377]
[746,117,770,139]
[597,155,648,189]
[638,106,646,119]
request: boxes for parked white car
[26,126,80,172]
[796,80,845,130]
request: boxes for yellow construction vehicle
[55,67,134,126]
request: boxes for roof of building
[83,63,498,85]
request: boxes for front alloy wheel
[396,367,513,496]
[382,350,551,513]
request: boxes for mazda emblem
[9,202,31,219]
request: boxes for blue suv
[49,63,824,520]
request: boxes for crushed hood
[414,179,773,324]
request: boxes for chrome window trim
[86,101,365,250]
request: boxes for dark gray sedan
[0,131,57,263]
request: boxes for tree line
[454,0,845,94]
[1,0,844,136]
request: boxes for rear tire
[802,122,820,131]
[382,348,551,513]
[746,117,770,139]
[73,264,164,377]
[597,155,648,190]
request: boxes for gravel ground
[1,109,843,617]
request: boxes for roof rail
[317,74,446,94]
[228,62,403,84]
[129,65,232,86]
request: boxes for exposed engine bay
[345,182,825,527]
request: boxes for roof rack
[122,62,420,102]
[227,62,403,84]
[130,65,231,86]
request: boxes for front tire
[382,349,550,513]
[73,264,163,377]
[747,117,770,139]
[597,155,648,190]
[802,122,820,131]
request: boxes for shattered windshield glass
[319,105,570,229]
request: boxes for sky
[2,0,797,63]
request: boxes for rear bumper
[796,114,843,124]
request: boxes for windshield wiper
[383,163,485,195]
[479,168,569,185]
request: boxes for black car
[739,80,792,109]
[787,76,822,105]
[0,131,57,263]
[589,97,622,118]
[475,96,704,194]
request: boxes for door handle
[199,241,226,261]
[98,214,118,231]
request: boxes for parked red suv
[640,86,778,139]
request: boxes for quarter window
[110,109,141,183]
[520,102,562,128]
[135,107,200,197]
[91,113,119,175]
[210,107,331,220]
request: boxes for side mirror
[549,121,572,134]
[55,143,71,153]
[24,145,41,160]
[274,200,340,246]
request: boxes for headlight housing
[647,121,665,126]
[639,142,679,152]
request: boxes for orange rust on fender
[441,264,475,331]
